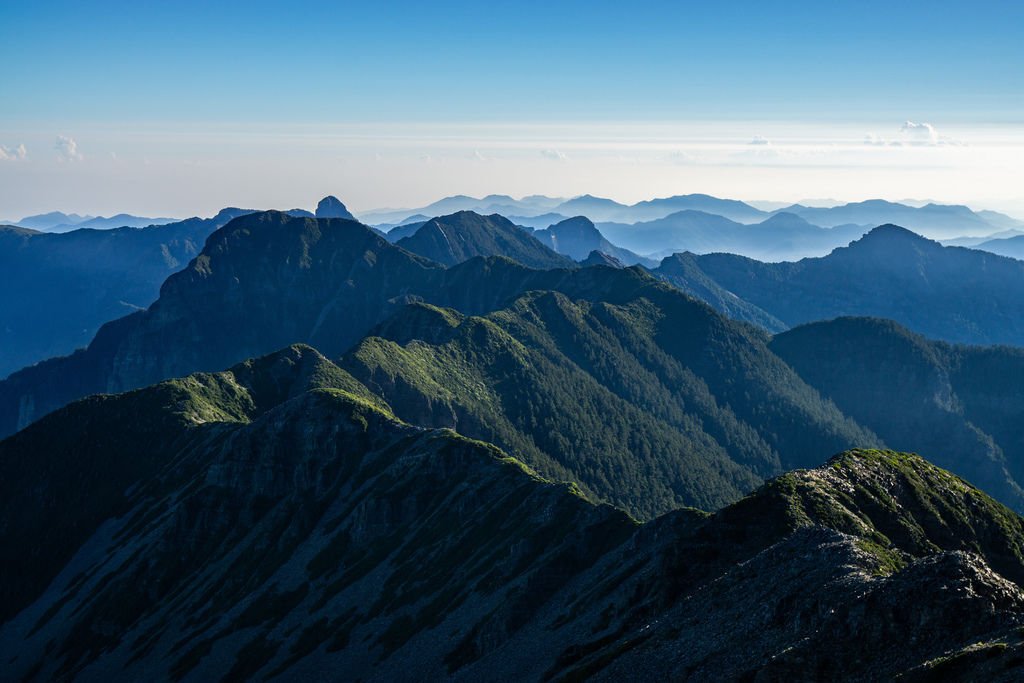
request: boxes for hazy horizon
[3,1,1023,219]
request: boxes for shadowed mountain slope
[694,225,1024,346]
[0,208,253,377]
[2,359,1022,683]
[771,316,1024,511]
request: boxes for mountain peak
[580,250,625,268]
[855,223,932,245]
[550,215,598,233]
[395,211,573,269]
[758,211,813,228]
[315,195,356,220]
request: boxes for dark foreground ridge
[2,349,1024,681]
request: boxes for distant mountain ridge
[598,210,869,260]
[778,199,1015,239]
[358,193,1024,242]
[686,224,1024,346]
[974,234,1024,260]
[11,212,180,233]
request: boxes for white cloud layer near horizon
[1,120,1023,219]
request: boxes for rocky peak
[315,195,356,220]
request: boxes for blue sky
[2,1,1023,217]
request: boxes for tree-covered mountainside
[693,225,1024,346]
[0,208,251,377]
[771,316,1024,511]
[340,292,874,519]
[2,354,1023,681]
[0,211,447,436]
[395,210,574,268]
[530,215,651,265]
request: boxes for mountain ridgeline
[394,210,574,268]
[2,353,1024,679]
[673,225,1024,347]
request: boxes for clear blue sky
[2,1,1023,217]
[5,0,1022,123]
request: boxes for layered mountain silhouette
[689,225,1024,345]
[2,354,1023,680]
[9,211,178,233]
[394,211,574,268]
[598,210,867,260]
[780,199,1019,239]
[975,234,1024,260]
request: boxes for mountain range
[358,193,1024,242]
[8,211,179,233]
[973,234,1024,260]
[6,201,1024,679]
[3,349,1024,679]
[8,210,1024,520]
[599,210,869,260]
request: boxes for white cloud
[864,121,963,147]
[749,135,771,145]
[0,143,27,161]
[900,120,939,145]
[55,135,83,161]
[540,148,568,161]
